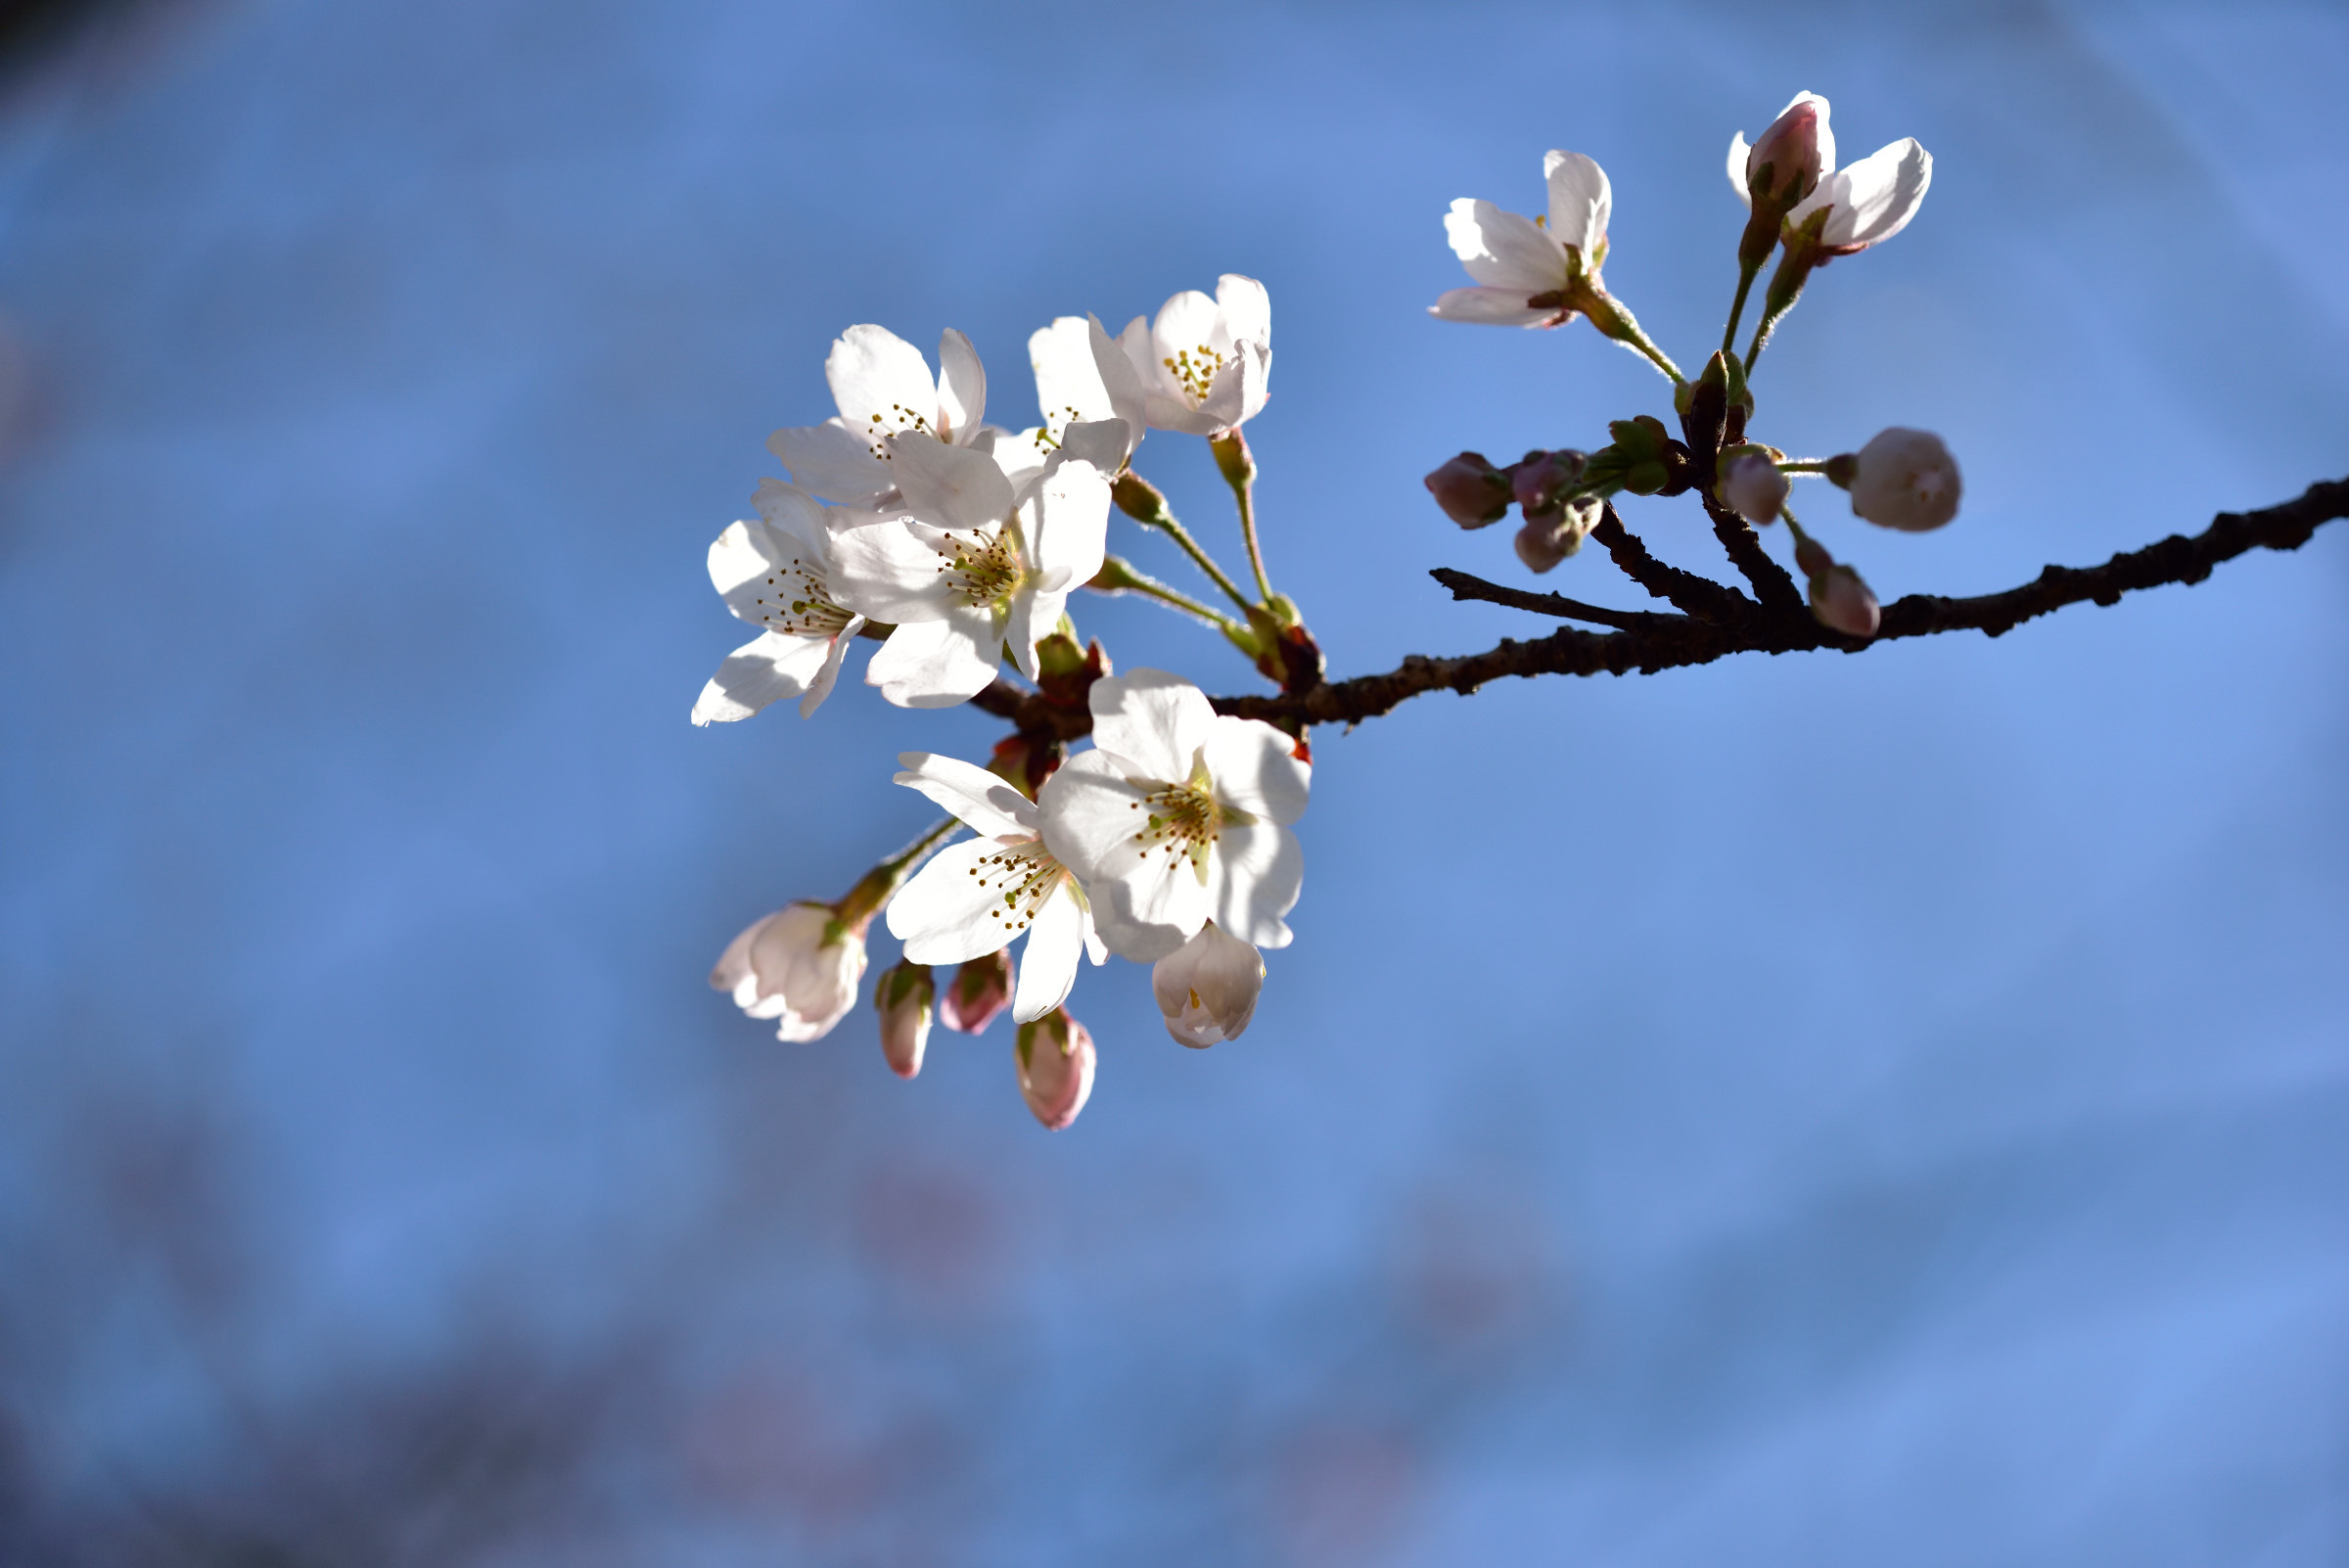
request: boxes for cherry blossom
[1038,669,1310,962]
[767,325,993,509]
[1727,92,1831,211]
[690,480,867,725]
[887,752,1106,1026]
[874,957,934,1079]
[1150,921,1263,1048]
[1729,94,1930,255]
[1429,150,1611,328]
[827,435,1114,708]
[1027,313,1148,465]
[710,902,866,1042]
[1107,275,1272,436]
[1014,1008,1095,1130]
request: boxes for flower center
[935,529,1026,609]
[1129,752,1237,882]
[750,554,855,638]
[965,840,1066,936]
[1161,343,1227,407]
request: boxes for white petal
[826,324,942,441]
[1443,199,1567,293]
[893,751,1037,839]
[797,618,862,718]
[1086,669,1215,784]
[1011,885,1086,1024]
[886,838,1019,965]
[1231,343,1269,426]
[1727,131,1753,206]
[1030,316,1112,437]
[1053,419,1130,475]
[1428,287,1555,328]
[1087,313,1149,450]
[691,629,837,725]
[1543,150,1610,256]
[1200,715,1311,825]
[1151,288,1224,363]
[1022,457,1110,591]
[1821,138,1930,249]
[1214,274,1271,351]
[1789,90,1836,174]
[1207,819,1301,950]
[827,518,956,623]
[750,479,832,556]
[766,418,890,505]
[865,611,999,709]
[1151,921,1264,1046]
[886,433,1015,534]
[935,328,986,444]
[989,425,1053,493]
[1035,749,1206,961]
[1005,582,1052,681]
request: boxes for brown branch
[1589,504,1754,624]
[976,479,2349,740]
[1427,568,1681,631]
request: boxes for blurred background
[2,0,2345,1562]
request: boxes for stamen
[750,554,855,637]
[965,842,1065,935]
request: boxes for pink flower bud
[1508,449,1586,524]
[1849,428,1960,531]
[941,949,1014,1035]
[1809,562,1880,639]
[1745,95,1827,207]
[1423,452,1512,529]
[1511,495,1599,575]
[1150,922,1263,1048]
[1718,451,1788,525]
[873,958,934,1080]
[1014,1008,1096,1130]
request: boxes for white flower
[767,325,992,509]
[887,752,1106,1025]
[827,435,1114,708]
[710,902,867,1042]
[1107,275,1271,436]
[1429,151,1611,327]
[691,481,868,724]
[1849,428,1961,531]
[1719,451,1790,526]
[1038,669,1311,962]
[1729,95,1930,255]
[1028,313,1148,464]
[1150,921,1263,1048]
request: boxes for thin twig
[968,478,2349,740]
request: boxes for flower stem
[1109,470,1256,612]
[1775,459,1830,475]
[1579,287,1684,385]
[1210,429,1275,603]
[1721,260,1760,355]
[1087,555,1250,637]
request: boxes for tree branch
[972,479,2348,740]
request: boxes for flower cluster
[698,91,1973,1128]
[1426,90,1960,621]
[697,279,1305,1128]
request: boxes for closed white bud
[1849,428,1960,531]
[1512,496,1600,574]
[1015,1008,1096,1130]
[1719,451,1789,525]
[1149,922,1264,1048]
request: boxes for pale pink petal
[1443,199,1566,293]
[1199,715,1311,825]
[886,838,1017,965]
[1428,287,1554,327]
[1543,150,1610,256]
[1206,819,1301,950]
[826,324,942,440]
[691,629,836,725]
[865,612,999,709]
[826,519,955,623]
[766,418,890,505]
[893,751,1037,839]
[1086,669,1215,783]
[797,619,863,718]
[886,434,1015,534]
[1010,886,1086,1025]
[934,328,985,444]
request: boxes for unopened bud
[1150,922,1264,1048]
[1034,630,1111,708]
[1747,95,1827,208]
[1848,428,1960,532]
[1208,427,1257,489]
[1512,495,1600,574]
[1423,452,1513,529]
[873,958,935,1080]
[1509,449,1587,523]
[1109,469,1170,524]
[1718,451,1789,525]
[941,948,1014,1035]
[1014,1008,1096,1130]
[1810,562,1880,639]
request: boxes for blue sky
[2,2,2345,1562]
